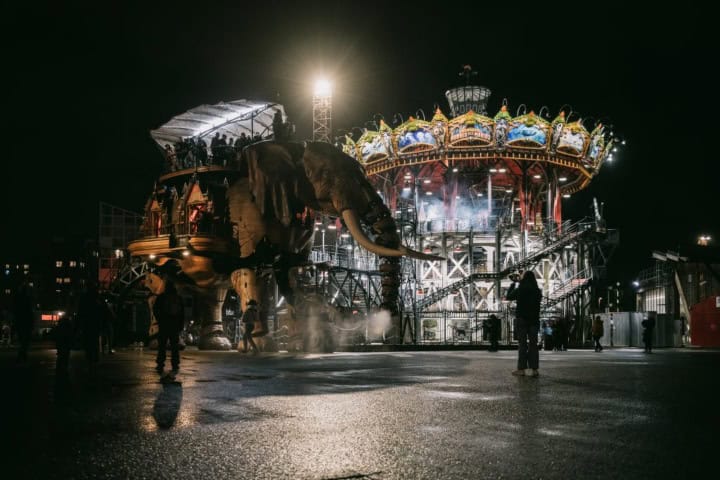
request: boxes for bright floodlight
[314,78,332,97]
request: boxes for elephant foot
[198,332,232,350]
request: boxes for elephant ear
[241,142,310,226]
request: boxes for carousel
[331,68,618,344]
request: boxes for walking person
[240,299,259,355]
[77,283,104,376]
[592,315,604,352]
[153,279,185,377]
[12,282,34,364]
[642,313,656,353]
[506,271,543,377]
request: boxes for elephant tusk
[399,246,445,262]
[342,210,405,257]
[341,210,445,261]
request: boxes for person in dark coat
[153,279,185,375]
[12,283,34,363]
[77,283,105,375]
[240,299,259,355]
[592,316,604,352]
[642,314,656,353]
[506,271,543,377]
[53,314,75,377]
[488,314,501,352]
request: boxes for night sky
[5,3,717,285]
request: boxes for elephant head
[229,140,440,318]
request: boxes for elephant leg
[195,287,232,350]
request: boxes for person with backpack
[153,279,185,376]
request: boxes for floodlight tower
[313,78,332,142]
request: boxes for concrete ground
[1,343,717,479]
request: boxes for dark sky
[5,2,717,284]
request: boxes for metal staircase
[107,258,152,300]
[543,269,591,309]
[417,220,596,310]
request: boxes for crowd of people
[163,131,263,172]
[161,111,295,172]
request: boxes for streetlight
[313,77,332,143]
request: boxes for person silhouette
[592,315,604,352]
[642,314,656,353]
[240,299,259,355]
[12,283,34,363]
[488,314,501,352]
[506,271,543,377]
[153,279,185,377]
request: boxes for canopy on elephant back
[150,100,286,148]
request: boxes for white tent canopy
[150,100,286,148]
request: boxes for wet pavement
[1,344,718,479]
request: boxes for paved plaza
[1,344,717,479]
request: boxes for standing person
[77,283,103,375]
[53,314,74,377]
[592,315,604,352]
[642,313,656,353]
[506,271,543,377]
[101,296,116,355]
[488,314,501,352]
[680,316,687,347]
[240,299,259,355]
[12,282,34,363]
[153,279,185,377]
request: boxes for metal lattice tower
[313,91,332,143]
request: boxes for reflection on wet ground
[1,346,718,479]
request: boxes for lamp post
[313,78,332,143]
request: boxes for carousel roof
[150,100,286,148]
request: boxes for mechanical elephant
[226,140,438,347]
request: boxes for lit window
[23,264,29,270]
[80,262,86,268]
[56,261,63,268]
[63,278,71,284]
[56,277,62,284]
[69,261,77,267]
[4,289,10,295]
